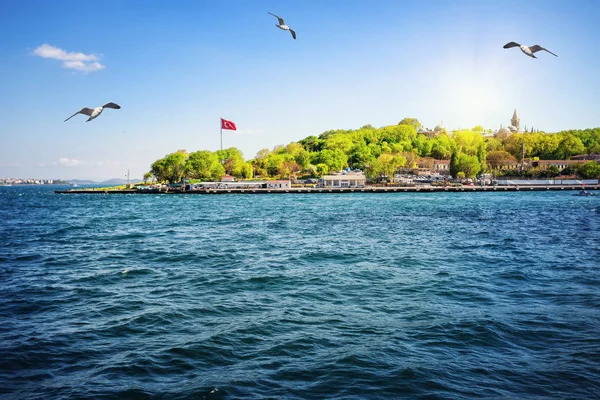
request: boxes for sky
[1,0,599,181]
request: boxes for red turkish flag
[221,118,237,130]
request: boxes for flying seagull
[64,102,121,122]
[503,42,558,58]
[268,12,296,40]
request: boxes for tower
[511,109,520,131]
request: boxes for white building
[191,180,290,190]
[266,180,291,189]
[434,160,450,174]
[319,172,366,188]
[220,175,235,182]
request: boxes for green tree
[456,153,482,178]
[380,124,417,144]
[315,163,329,175]
[279,161,302,178]
[255,148,270,162]
[400,151,418,169]
[304,164,318,177]
[264,153,287,177]
[486,151,516,170]
[412,135,433,157]
[587,142,600,154]
[554,134,586,159]
[313,149,347,172]
[324,133,354,154]
[367,142,382,159]
[544,165,561,178]
[575,162,600,179]
[299,135,325,152]
[294,148,311,168]
[150,150,189,183]
[216,147,246,177]
[485,137,503,152]
[348,142,375,170]
[502,134,526,161]
[365,153,406,182]
[431,135,454,159]
[453,130,484,156]
[186,150,225,181]
[449,152,459,178]
[398,117,422,130]
[477,142,487,173]
[241,163,253,179]
[532,133,560,159]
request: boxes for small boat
[573,190,597,196]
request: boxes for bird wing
[102,102,121,109]
[290,29,296,40]
[529,45,558,57]
[268,12,285,25]
[503,42,520,49]
[64,107,94,122]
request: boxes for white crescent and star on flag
[221,118,237,130]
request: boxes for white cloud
[59,157,83,167]
[33,44,105,72]
[63,60,105,72]
[235,128,265,135]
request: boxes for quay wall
[55,185,600,195]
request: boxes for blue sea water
[1,186,599,399]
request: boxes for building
[434,160,450,174]
[531,160,585,170]
[319,172,366,188]
[190,179,291,190]
[417,123,445,138]
[511,109,520,131]
[571,154,600,162]
[220,175,235,182]
[495,109,525,137]
[495,124,511,138]
[266,180,291,189]
[416,157,435,171]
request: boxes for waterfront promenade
[55,184,600,195]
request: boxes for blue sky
[1,0,599,180]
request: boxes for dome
[508,125,518,132]
[497,127,510,134]
[434,124,444,132]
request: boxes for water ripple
[1,187,599,399]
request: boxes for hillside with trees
[145,120,600,183]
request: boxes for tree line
[146,119,600,183]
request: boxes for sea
[1,185,599,399]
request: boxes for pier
[55,185,600,195]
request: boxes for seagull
[503,42,558,58]
[268,12,296,39]
[64,102,121,122]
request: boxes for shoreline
[55,184,600,195]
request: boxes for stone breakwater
[55,185,600,195]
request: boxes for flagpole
[220,120,223,151]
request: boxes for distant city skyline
[1,0,599,180]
